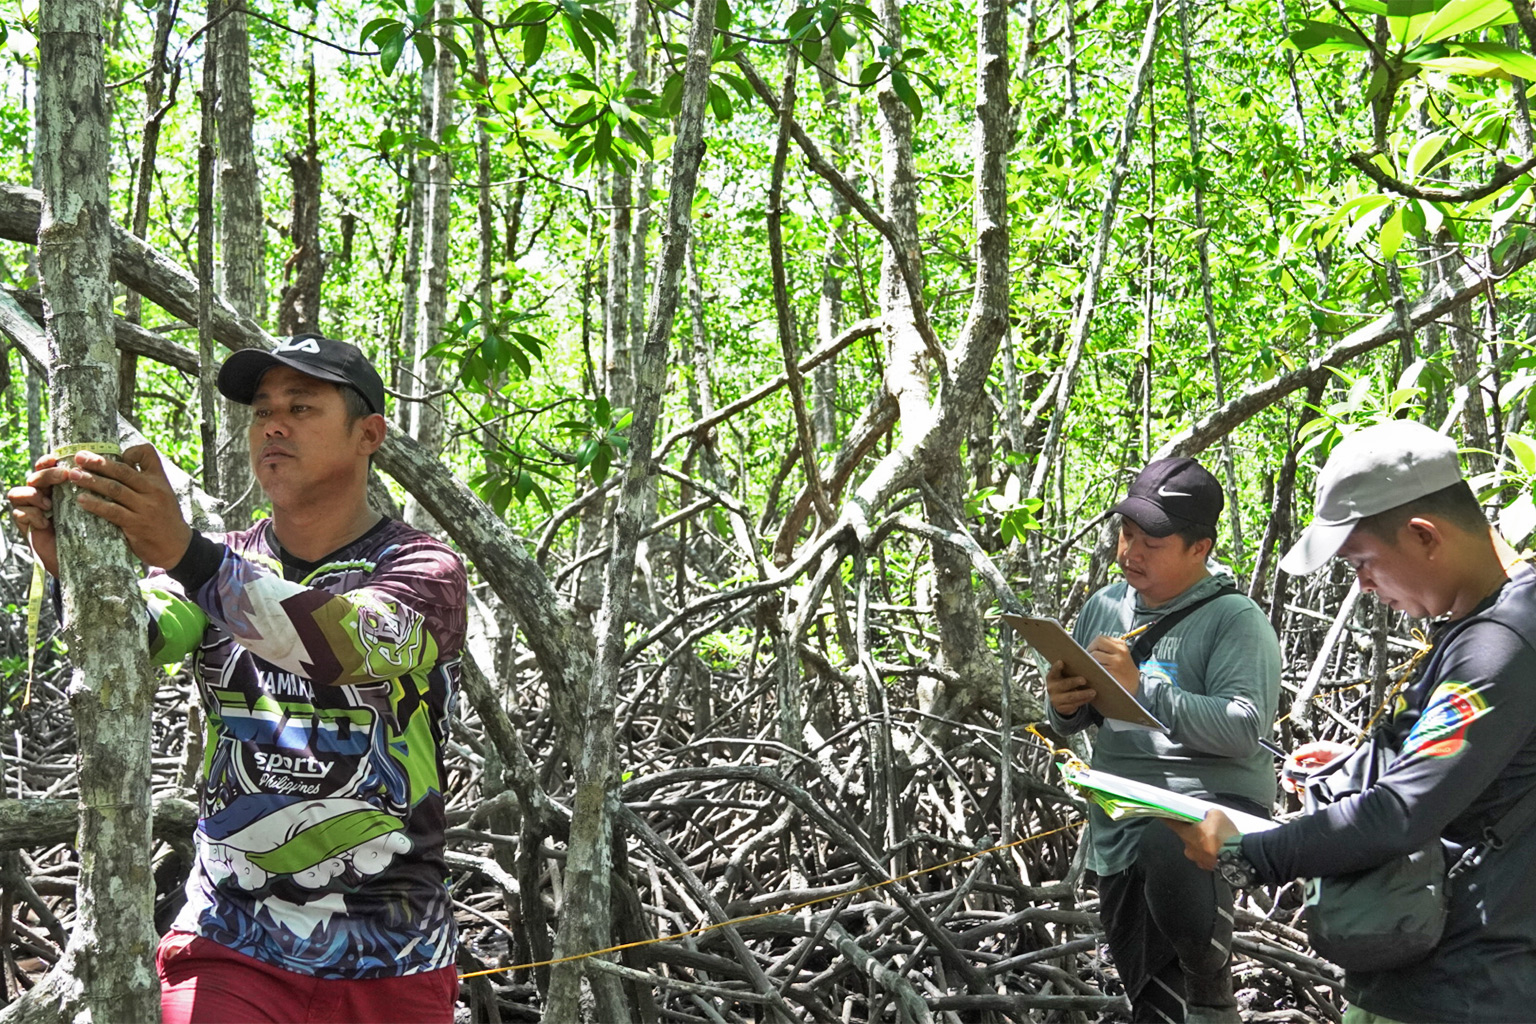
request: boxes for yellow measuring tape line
[23,442,123,708]
[460,726,1088,982]
[458,817,1083,981]
[1270,629,1434,740]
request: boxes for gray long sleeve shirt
[1048,571,1282,875]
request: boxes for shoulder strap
[1487,779,1536,849]
[1448,780,1536,877]
[1130,585,1239,666]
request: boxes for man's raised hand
[1086,635,1140,695]
[7,451,63,577]
[9,444,194,573]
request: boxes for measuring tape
[24,442,123,707]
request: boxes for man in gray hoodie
[1047,458,1281,1023]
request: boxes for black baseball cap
[218,333,386,416]
[1111,457,1223,537]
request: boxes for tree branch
[1346,151,1536,203]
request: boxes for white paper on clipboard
[1002,612,1168,733]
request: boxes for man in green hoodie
[1047,458,1281,1023]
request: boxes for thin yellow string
[460,725,1085,981]
[1270,629,1433,740]
[1358,628,1433,737]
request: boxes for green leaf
[441,32,470,67]
[523,21,547,64]
[1507,432,1536,475]
[591,444,612,483]
[380,29,407,74]
[413,32,436,66]
[1450,41,1536,79]
[660,72,684,117]
[1344,201,1389,248]
[511,331,545,356]
[491,477,513,518]
[1415,197,1446,236]
[1327,192,1394,229]
[1420,0,1516,43]
[1386,0,1439,45]
[1379,205,1405,257]
[360,17,399,43]
[1416,54,1504,75]
[708,81,733,121]
[715,0,733,29]
[859,60,885,87]
[1287,19,1370,55]
[717,71,753,101]
[583,7,619,43]
[1405,133,1449,176]
[891,69,922,120]
[507,344,531,376]
[562,13,595,66]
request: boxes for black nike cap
[1110,457,1223,537]
[218,333,386,416]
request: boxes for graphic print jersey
[144,518,467,979]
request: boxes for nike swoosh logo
[1157,486,1192,498]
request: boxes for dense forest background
[0,0,1530,1019]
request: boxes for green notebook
[1060,762,1280,833]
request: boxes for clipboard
[1001,613,1168,732]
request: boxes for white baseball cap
[1279,420,1463,575]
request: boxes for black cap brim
[217,349,380,413]
[1111,496,1185,537]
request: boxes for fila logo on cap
[277,336,322,354]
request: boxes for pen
[1120,622,1152,642]
[1260,737,1285,758]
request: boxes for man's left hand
[1165,810,1239,871]
[1086,635,1139,695]
[61,444,193,569]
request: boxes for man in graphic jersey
[9,335,465,1023]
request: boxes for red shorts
[156,931,458,1024]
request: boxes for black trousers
[1095,801,1263,1023]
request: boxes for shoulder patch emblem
[1402,681,1489,759]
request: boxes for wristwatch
[1215,834,1258,889]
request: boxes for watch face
[1216,845,1254,889]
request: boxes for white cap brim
[1278,518,1358,576]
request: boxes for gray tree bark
[395,59,432,431]
[542,0,718,1017]
[1027,1,1162,504]
[213,0,264,524]
[4,0,160,1018]
[603,60,634,413]
[1176,0,1245,561]
[277,63,322,336]
[118,0,176,423]
[811,44,854,449]
[876,0,928,430]
[406,5,456,528]
[196,10,220,496]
